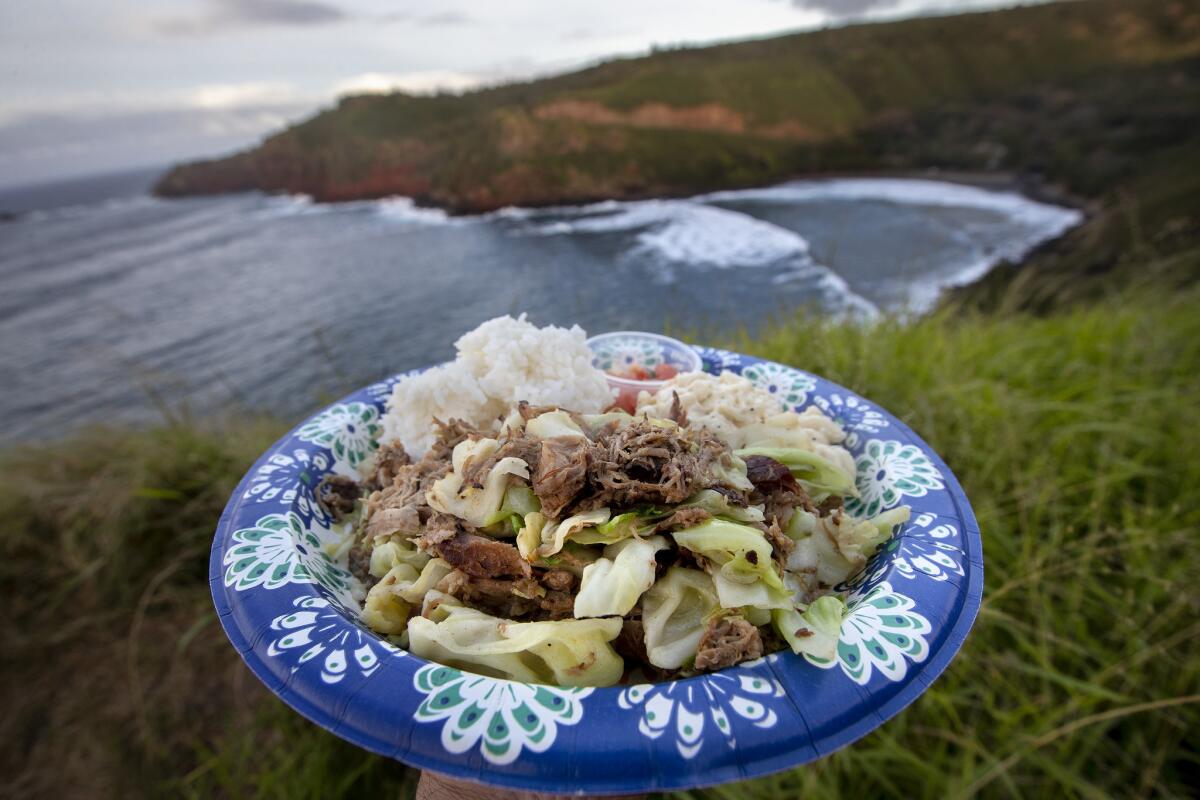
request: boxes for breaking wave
[506,198,879,317]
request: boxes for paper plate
[210,346,983,794]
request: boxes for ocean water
[0,170,1081,441]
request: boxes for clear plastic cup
[585,331,703,413]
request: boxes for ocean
[0,167,1081,441]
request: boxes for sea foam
[511,198,879,317]
[702,178,1083,313]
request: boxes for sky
[0,0,1023,188]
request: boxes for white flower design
[412,665,591,766]
[242,448,332,524]
[223,512,355,606]
[853,512,965,591]
[812,392,888,448]
[267,596,400,684]
[618,667,783,759]
[847,439,945,518]
[895,512,964,581]
[805,582,931,684]
[295,402,382,469]
[741,362,817,409]
[590,335,664,372]
[694,346,742,371]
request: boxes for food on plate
[379,314,613,456]
[322,318,908,689]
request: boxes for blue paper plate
[210,346,983,794]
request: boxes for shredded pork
[532,436,591,517]
[694,614,764,671]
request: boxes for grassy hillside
[157,0,1200,212]
[4,278,1197,798]
[155,0,1200,311]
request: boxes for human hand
[416,771,645,800]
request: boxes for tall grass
[1,288,1197,798]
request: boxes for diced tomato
[608,364,652,380]
[614,386,639,413]
[654,363,679,380]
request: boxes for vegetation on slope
[155,0,1200,311]
[157,0,1200,211]
[4,280,1198,798]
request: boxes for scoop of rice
[381,315,614,455]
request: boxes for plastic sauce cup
[585,331,704,413]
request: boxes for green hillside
[155,0,1200,310]
[158,0,1200,212]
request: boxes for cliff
[157,0,1200,309]
[157,0,1200,212]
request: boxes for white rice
[381,315,614,455]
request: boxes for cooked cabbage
[734,446,856,497]
[361,558,455,634]
[397,558,454,604]
[708,453,755,492]
[679,489,765,524]
[641,567,720,669]
[712,570,793,610]
[368,537,431,579]
[426,437,531,527]
[671,519,785,600]
[407,596,623,687]
[787,506,911,596]
[361,563,419,634]
[517,508,611,560]
[525,409,587,439]
[530,540,603,576]
[574,535,668,618]
[572,506,668,545]
[772,595,847,660]
[579,411,635,436]
[486,485,540,535]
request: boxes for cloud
[153,0,346,37]
[417,11,471,27]
[561,27,633,42]
[333,71,487,97]
[0,103,312,187]
[377,10,473,27]
[187,81,301,109]
[790,0,901,15]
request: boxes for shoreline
[19,166,1091,315]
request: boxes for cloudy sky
[0,0,1021,188]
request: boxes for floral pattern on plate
[242,447,333,526]
[812,392,888,448]
[267,596,400,683]
[805,581,931,684]
[741,362,817,408]
[846,439,945,518]
[222,511,355,606]
[412,665,592,765]
[618,666,784,759]
[295,401,382,469]
[693,346,742,372]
